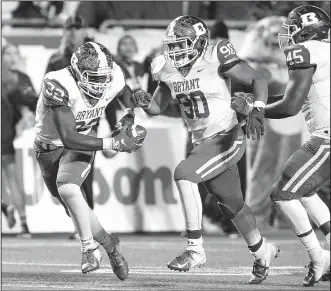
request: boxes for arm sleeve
[42,78,70,108]
[284,44,316,71]
[216,39,244,73]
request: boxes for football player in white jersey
[34,41,147,279]
[233,5,330,287]
[131,15,279,284]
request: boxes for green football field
[2,229,330,291]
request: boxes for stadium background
[1,1,330,234]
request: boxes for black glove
[246,107,265,140]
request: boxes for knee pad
[57,183,80,200]
[174,162,202,183]
[270,184,298,202]
[217,199,245,220]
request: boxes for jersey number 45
[176,90,210,119]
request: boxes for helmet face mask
[164,35,199,68]
[278,23,301,50]
[71,42,114,104]
[164,16,208,68]
[78,67,113,99]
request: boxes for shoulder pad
[151,55,166,81]
[42,77,69,108]
[284,44,316,70]
[216,39,240,66]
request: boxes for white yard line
[2,261,304,270]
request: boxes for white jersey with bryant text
[151,40,239,144]
[285,39,330,139]
[35,62,125,146]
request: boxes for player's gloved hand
[230,92,254,117]
[246,107,265,140]
[110,124,147,153]
[130,89,153,109]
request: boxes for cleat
[107,235,129,281]
[303,249,330,287]
[249,242,280,284]
[5,205,16,229]
[81,247,102,274]
[167,249,206,272]
[17,224,31,239]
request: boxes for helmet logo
[193,23,206,36]
[301,12,319,27]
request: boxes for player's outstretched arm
[144,81,173,116]
[52,106,142,152]
[130,81,172,116]
[53,106,107,151]
[265,66,314,119]
[223,62,268,106]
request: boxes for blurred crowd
[1,1,330,237]
[2,1,330,28]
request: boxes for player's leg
[82,164,94,209]
[168,178,205,271]
[57,150,128,279]
[1,151,30,237]
[87,207,129,280]
[168,125,247,272]
[57,150,102,273]
[204,165,279,284]
[300,188,331,282]
[34,143,70,216]
[270,136,330,286]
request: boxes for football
[129,124,147,139]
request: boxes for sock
[249,237,267,260]
[231,204,262,247]
[187,237,203,251]
[20,215,27,226]
[80,236,96,253]
[274,200,322,261]
[175,180,203,231]
[88,208,116,253]
[58,184,93,241]
[187,229,202,239]
[300,194,330,235]
[299,230,322,262]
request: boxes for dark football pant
[271,135,330,202]
[178,125,246,220]
[34,140,95,215]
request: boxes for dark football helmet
[278,5,330,49]
[71,42,113,101]
[164,15,209,68]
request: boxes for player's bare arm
[112,84,136,129]
[265,44,316,119]
[130,81,172,116]
[216,39,267,140]
[145,81,173,115]
[52,105,105,151]
[265,66,314,118]
[224,62,268,105]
